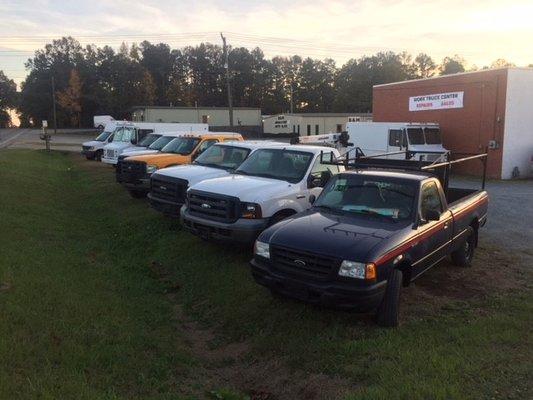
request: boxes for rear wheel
[376,268,402,327]
[451,227,475,267]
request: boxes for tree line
[0,36,526,128]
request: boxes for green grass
[0,149,531,399]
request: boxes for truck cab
[345,122,447,161]
[180,145,344,243]
[81,121,116,161]
[250,152,488,327]
[118,132,243,198]
[149,141,285,216]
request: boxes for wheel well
[270,209,297,222]
[395,260,412,287]
[470,218,479,247]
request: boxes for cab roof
[215,140,287,150]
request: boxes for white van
[93,115,114,130]
[81,121,117,160]
[346,122,447,161]
[101,122,208,165]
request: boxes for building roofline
[263,112,372,119]
[131,105,261,111]
[374,67,533,88]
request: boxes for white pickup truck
[149,141,285,216]
[180,145,343,243]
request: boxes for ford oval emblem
[159,185,167,190]
[293,259,306,266]
[201,203,211,209]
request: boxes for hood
[104,142,136,151]
[155,164,229,185]
[82,140,102,147]
[261,209,404,262]
[125,152,189,167]
[190,174,295,202]
[121,149,158,158]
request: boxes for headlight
[146,164,158,174]
[338,261,376,280]
[254,240,270,259]
[241,202,262,219]
[87,146,94,151]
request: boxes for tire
[128,190,146,199]
[451,226,475,267]
[376,268,403,327]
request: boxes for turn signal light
[365,263,376,280]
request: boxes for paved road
[0,128,95,151]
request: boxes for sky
[1,0,533,87]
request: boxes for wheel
[128,190,146,199]
[95,150,103,161]
[376,268,403,327]
[451,227,475,267]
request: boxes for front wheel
[376,268,403,327]
[451,227,475,267]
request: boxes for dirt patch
[401,242,529,319]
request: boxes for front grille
[270,245,341,280]
[117,160,147,183]
[187,190,238,223]
[105,148,116,159]
[150,176,188,204]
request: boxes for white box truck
[101,122,208,165]
[93,115,114,130]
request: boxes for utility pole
[51,76,58,135]
[289,83,294,114]
[220,32,234,127]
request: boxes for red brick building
[373,68,533,179]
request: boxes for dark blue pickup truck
[250,153,489,327]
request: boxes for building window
[307,124,311,136]
[315,124,319,135]
[336,124,342,133]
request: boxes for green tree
[490,59,516,69]
[0,71,17,127]
[414,53,437,78]
[440,55,466,75]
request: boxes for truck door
[387,129,407,159]
[412,180,453,278]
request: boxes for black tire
[376,268,403,327]
[451,227,475,267]
[128,190,146,199]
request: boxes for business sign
[409,91,464,111]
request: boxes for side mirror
[131,138,137,145]
[309,194,316,204]
[320,170,332,186]
[424,209,441,222]
[307,175,322,188]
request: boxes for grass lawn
[0,149,531,400]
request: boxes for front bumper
[101,157,117,165]
[250,257,386,311]
[122,178,150,193]
[81,149,96,158]
[180,207,269,244]
[148,193,183,217]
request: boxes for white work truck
[101,122,208,165]
[81,121,117,160]
[346,122,447,160]
[180,145,343,243]
[149,141,285,216]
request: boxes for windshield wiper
[233,170,249,175]
[314,204,342,214]
[352,208,398,223]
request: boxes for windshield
[113,127,136,143]
[424,128,442,144]
[407,128,425,145]
[235,149,313,183]
[138,133,161,147]
[161,137,201,155]
[315,175,417,221]
[95,131,112,142]
[148,136,175,150]
[194,145,251,170]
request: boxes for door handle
[296,194,305,199]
